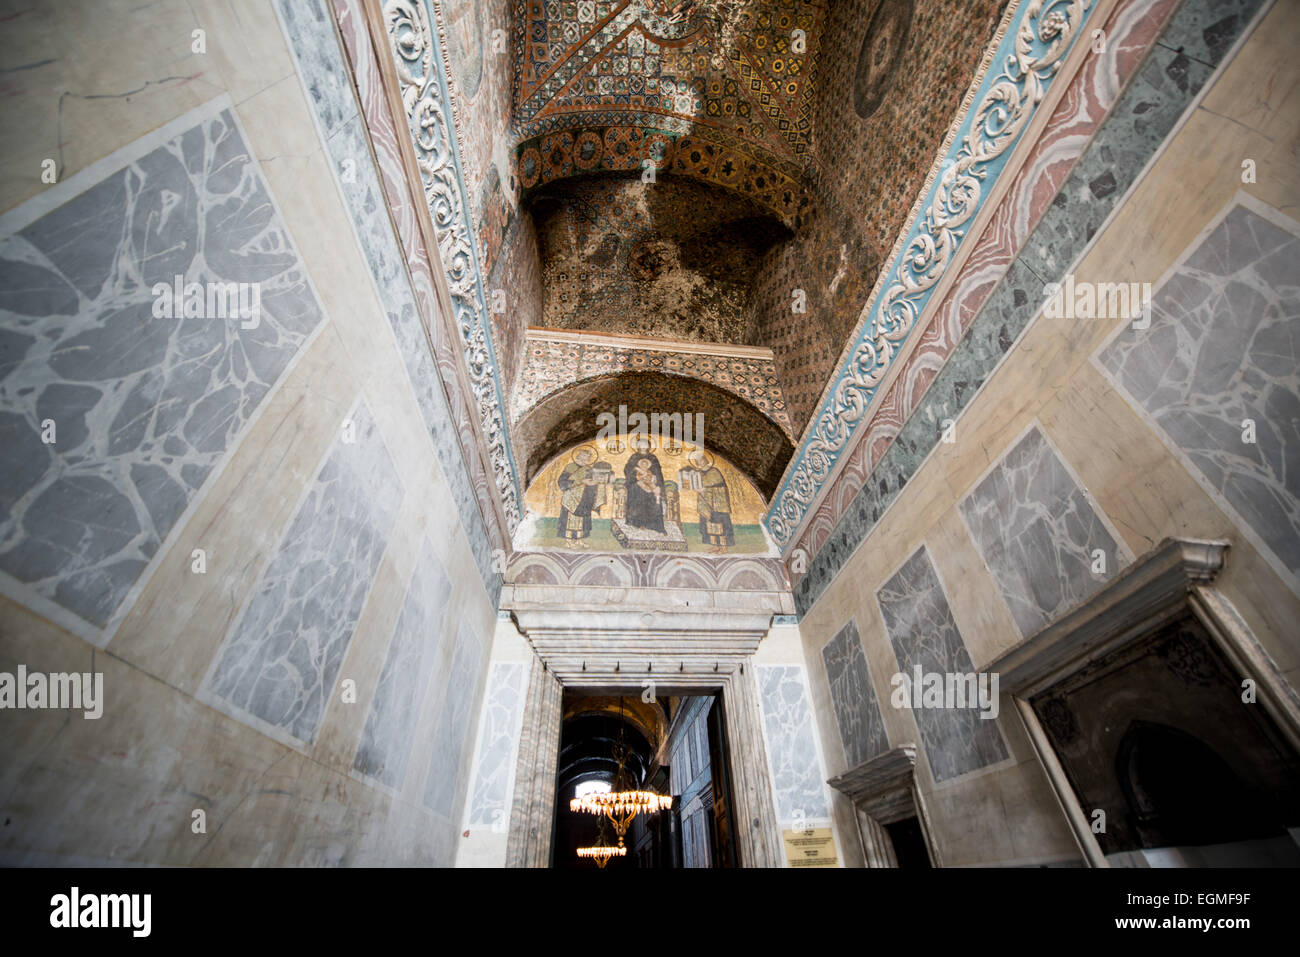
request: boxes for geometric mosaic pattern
[512,0,824,224]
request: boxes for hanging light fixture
[570,697,673,849]
[576,815,626,868]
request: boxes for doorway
[503,657,783,868]
[1029,613,1300,865]
[552,692,738,868]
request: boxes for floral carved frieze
[383,0,522,529]
[513,333,794,439]
[766,0,1095,548]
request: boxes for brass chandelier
[576,815,626,868]
[570,698,673,852]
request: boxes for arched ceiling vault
[417,0,1013,534]
[515,371,794,499]
[564,695,669,754]
[529,173,790,343]
[511,0,825,225]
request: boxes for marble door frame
[989,537,1300,867]
[502,626,784,868]
[828,745,944,868]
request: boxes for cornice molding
[524,327,776,360]
[371,0,523,530]
[990,538,1229,697]
[828,745,917,800]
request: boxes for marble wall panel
[423,620,483,817]
[205,399,402,745]
[876,545,1008,783]
[0,104,324,638]
[1098,202,1300,579]
[276,0,501,601]
[757,665,829,822]
[959,426,1125,637]
[353,537,453,788]
[820,619,889,769]
[467,661,526,828]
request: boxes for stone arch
[514,371,795,499]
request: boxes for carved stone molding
[379,0,521,529]
[513,331,794,439]
[991,538,1231,697]
[505,549,792,594]
[767,0,1097,547]
[505,656,562,868]
[827,745,918,825]
[506,595,780,686]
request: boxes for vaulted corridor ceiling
[458,0,1012,506]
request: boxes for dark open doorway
[1031,614,1300,865]
[552,691,737,868]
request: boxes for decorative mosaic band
[788,0,1179,574]
[765,0,1099,548]
[791,0,1267,615]
[382,0,522,529]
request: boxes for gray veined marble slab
[0,103,324,640]
[757,665,829,822]
[959,426,1127,637]
[876,546,1008,783]
[423,620,484,818]
[206,398,403,746]
[354,537,453,789]
[467,661,526,828]
[1099,200,1300,582]
[821,619,890,769]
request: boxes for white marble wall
[456,616,536,867]
[756,621,844,864]
[465,660,526,830]
[0,1,499,867]
[423,620,485,817]
[354,537,454,788]
[757,665,830,824]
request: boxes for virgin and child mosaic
[520,434,773,555]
